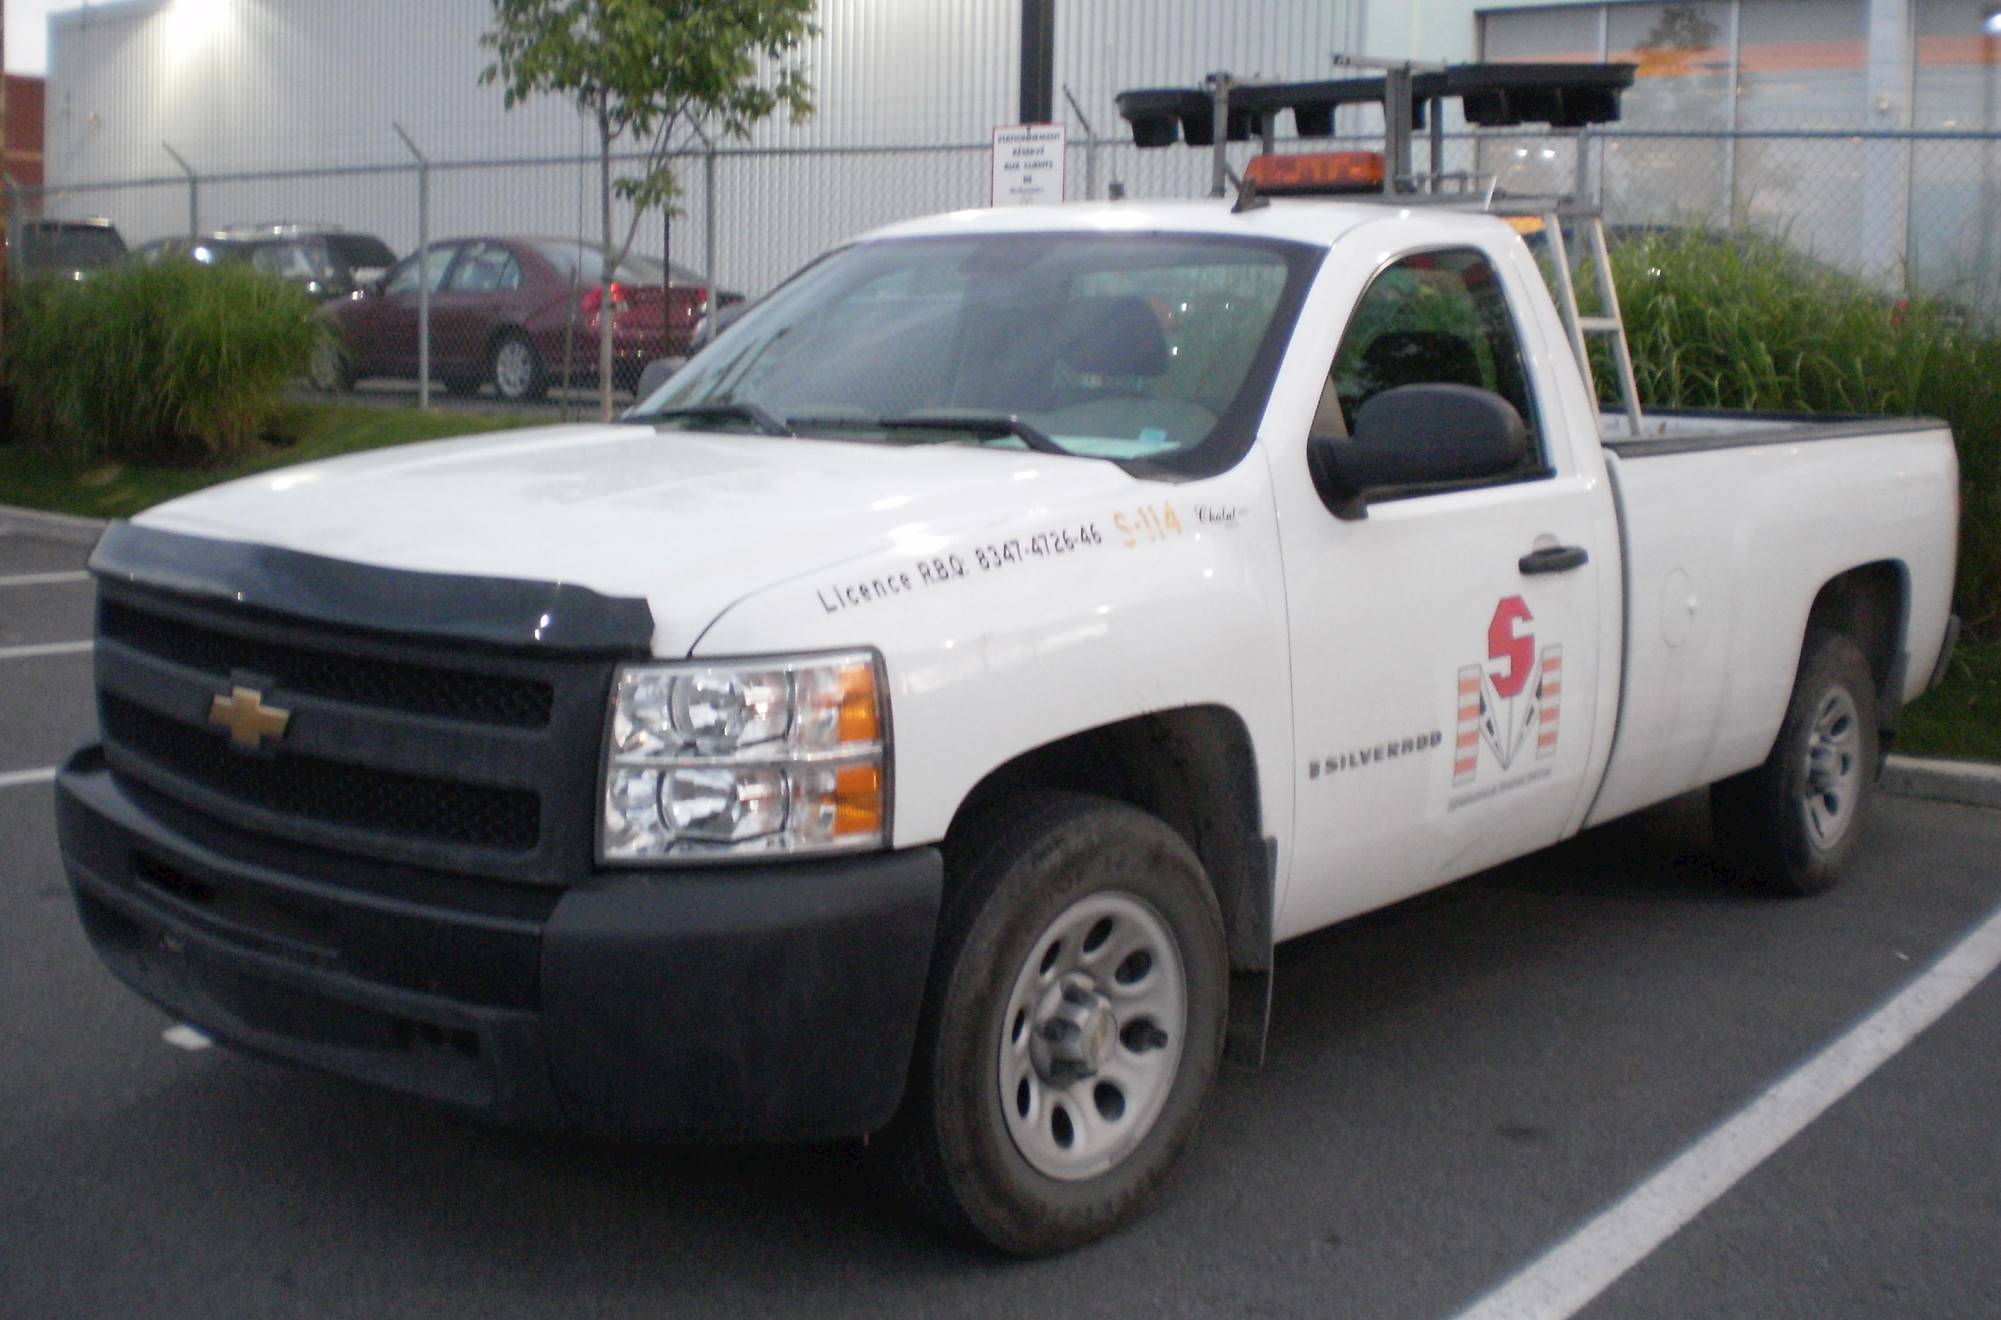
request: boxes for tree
[482,0,816,418]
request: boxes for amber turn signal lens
[835,663,880,744]
[832,764,883,837]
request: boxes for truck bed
[1585,413,1958,828]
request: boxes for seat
[1054,295,1172,380]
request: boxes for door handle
[1519,544,1590,575]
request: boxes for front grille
[101,598,553,727]
[104,694,541,850]
[93,581,622,885]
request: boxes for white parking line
[0,571,91,588]
[1455,897,2001,1320]
[0,640,93,661]
[0,766,58,790]
[162,1024,214,1052]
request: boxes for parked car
[312,236,742,400]
[132,224,396,302]
[9,217,127,280]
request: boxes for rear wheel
[1712,631,1879,895]
[490,331,547,402]
[892,792,1227,1255]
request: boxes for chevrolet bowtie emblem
[209,686,291,750]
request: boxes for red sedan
[313,236,739,401]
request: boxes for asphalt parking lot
[2,522,1997,1319]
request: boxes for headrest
[1360,330,1484,391]
[1056,295,1171,378]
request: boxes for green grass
[0,403,549,521]
[7,262,324,462]
[1586,228,2001,637]
[1895,638,2001,763]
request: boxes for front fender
[688,471,1295,859]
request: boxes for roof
[856,196,1513,249]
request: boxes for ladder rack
[1116,59,1647,435]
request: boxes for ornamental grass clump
[6,260,320,463]
[1581,228,2001,634]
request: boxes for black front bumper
[57,749,943,1143]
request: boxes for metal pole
[392,123,430,411]
[1982,17,1997,306]
[1383,66,1414,193]
[1207,72,1232,198]
[703,142,718,342]
[683,118,719,349]
[1020,0,1055,124]
[163,142,197,238]
[1429,97,1445,191]
[1724,0,1741,228]
[1062,85,1097,200]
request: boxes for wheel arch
[485,322,533,365]
[1803,560,1909,732]
[942,704,1276,1065]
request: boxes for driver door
[1276,241,1606,936]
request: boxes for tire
[1711,631,1879,896]
[308,334,352,393]
[489,331,547,403]
[891,791,1228,1255]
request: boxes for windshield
[631,231,1321,474]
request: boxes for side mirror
[630,356,685,401]
[1307,383,1529,520]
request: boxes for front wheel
[1712,631,1879,895]
[308,334,352,393]
[893,792,1227,1255]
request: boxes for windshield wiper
[633,401,793,436]
[878,412,1071,456]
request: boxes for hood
[134,423,1141,655]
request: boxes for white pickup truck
[59,138,1958,1254]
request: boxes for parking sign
[991,124,1066,205]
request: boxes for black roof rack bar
[1116,61,1636,196]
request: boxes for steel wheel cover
[996,889,1188,1181]
[1801,686,1863,849]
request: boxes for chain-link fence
[11,125,1999,412]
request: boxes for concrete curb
[0,504,109,548]
[1881,755,2001,810]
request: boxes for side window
[251,243,315,281]
[384,246,457,297]
[447,241,520,293]
[1325,248,1541,464]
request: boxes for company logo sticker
[1453,595,1561,787]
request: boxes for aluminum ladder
[1534,207,1645,439]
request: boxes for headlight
[599,651,888,862]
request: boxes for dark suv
[10,218,128,280]
[133,224,397,302]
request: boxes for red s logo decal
[1488,596,1535,699]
